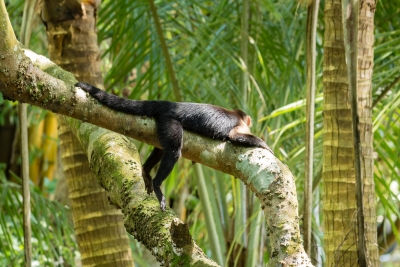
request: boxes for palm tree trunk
[357,0,378,264]
[322,0,378,265]
[42,1,134,266]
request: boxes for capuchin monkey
[75,82,272,211]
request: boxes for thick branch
[63,119,219,266]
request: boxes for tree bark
[357,0,378,264]
[323,0,359,265]
[322,0,378,265]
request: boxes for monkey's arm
[229,132,274,154]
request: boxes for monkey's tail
[75,82,148,116]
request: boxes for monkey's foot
[160,197,166,212]
[154,186,166,212]
[142,168,154,195]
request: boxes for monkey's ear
[246,116,252,127]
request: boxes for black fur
[76,82,272,211]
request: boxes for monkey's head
[234,109,252,127]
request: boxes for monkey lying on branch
[75,82,273,211]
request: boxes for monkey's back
[173,103,240,140]
[134,101,243,141]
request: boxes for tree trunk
[357,0,378,264]
[322,0,378,265]
[41,1,134,266]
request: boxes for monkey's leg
[153,118,183,211]
[142,147,164,194]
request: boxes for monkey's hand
[230,133,274,155]
[258,141,274,155]
[141,168,154,195]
